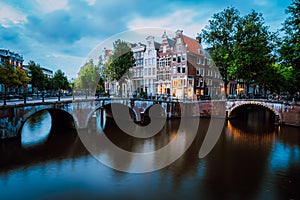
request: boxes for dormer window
[198,49,202,55]
[177,45,181,52]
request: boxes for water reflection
[21,110,52,147]
[0,109,299,199]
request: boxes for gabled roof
[182,35,204,56]
[105,49,112,56]
[154,41,161,50]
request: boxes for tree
[0,60,30,104]
[0,61,18,102]
[53,69,69,90]
[15,66,30,91]
[234,10,276,95]
[104,39,135,96]
[200,7,240,96]
[27,60,47,91]
[75,59,101,95]
[279,0,300,95]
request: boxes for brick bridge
[0,98,299,139]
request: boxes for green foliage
[75,59,101,92]
[15,66,30,88]
[200,7,240,95]
[201,7,277,96]
[53,69,70,90]
[234,10,276,85]
[279,0,300,95]
[27,60,47,91]
[104,39,135,82]
[0,60,17,89]
[0,60,29,91]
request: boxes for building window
[163,46,166,53]
[197,58,201,64]
[173,55,176,62]
[206,69,210,76]
[177,55,181,63]
[200,68,205,75]
[172,66,177,74]
[196,67,200,76]
[182,65,186,74]
[159,58,163,67]
[177,45,181,52]
[166,57,170,67]
[182,54,186,61]
[177,66,181,73]
[198,49,202,55]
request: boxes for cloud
[35,0,69,13]
[253,0,269,6]
[26,11,86,43]
[86,0,97,6]
[0,2,27,27]
[1,0,291,79]
[128,9,209,38]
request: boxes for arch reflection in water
[21,110,52,147]
[94,109,106,132]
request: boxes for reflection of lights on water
[226,120,276,145]
[21,111,52,147]
[269,142,300,170]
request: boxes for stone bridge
[0,98,299,139]
[226,99,300,126]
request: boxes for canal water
[0,109,299,199]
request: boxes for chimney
[196,35,202,44]
[175,30,183,37]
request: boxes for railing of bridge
[1,93,299,108]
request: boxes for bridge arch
[19,108,76,137]
[228,101,281,122]
[142,104,167,125]
[84,103,139,128]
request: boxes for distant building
[0,49,24,68]
[156,31,174,96]
[143,36,160,96]
[131,42,146,96]
[100,48,112,77]
[0,49,24,93]
[102,30,222,100]
[171,30,222,100]
[41,67,53,79]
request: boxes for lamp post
[23,87,27,104]
[3,85,7,106]
[58,88,61,101]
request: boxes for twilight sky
[0,0,292,78]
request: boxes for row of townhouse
[104,30,223,100]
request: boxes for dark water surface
[0,109,299,200]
